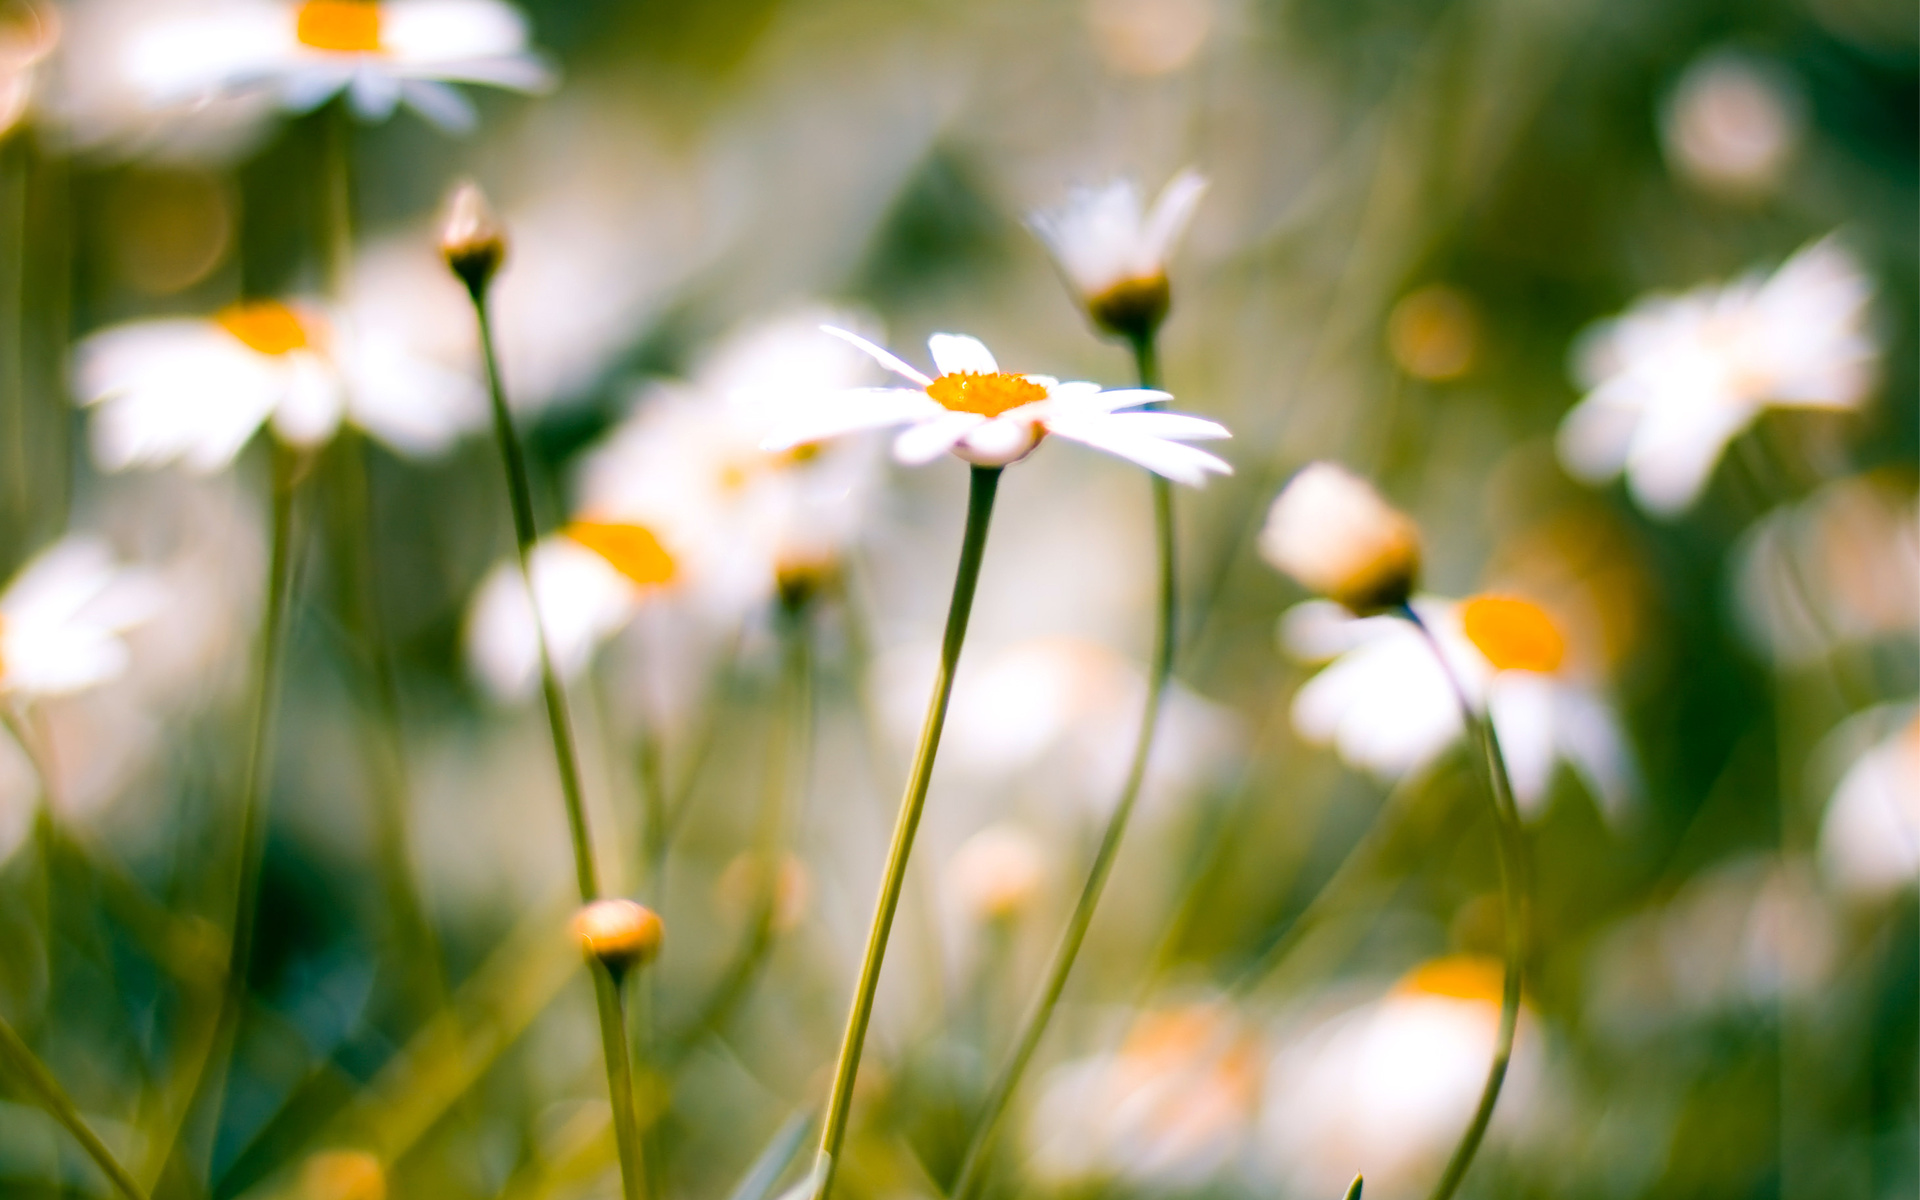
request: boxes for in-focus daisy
[1260,462,1421,614]
[74,297,481,472]
[1817,708,1920,902]
[1280,594,1637,821]
[1,538,161,701]
[1558,237,1877,516]
[1028,1003,1261,1188]
[127,0,552,132]
[1259,958,1541,1200]
[1029,169,1209,340]
[762,329,1231,485]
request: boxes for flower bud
[300,1150,385,1200]
[948,823,1046,922]
[571,898,662,972]
[1259,462,1420,615]
[440,180,505,296]
[1086,275,1172,343]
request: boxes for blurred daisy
[1028,1003,1261,1188]
[1260,462,1421,614]
[126,0,552,132]
[1817,708,1920,901]
[1281,595,1636,821]
[763,329,1231,484]
[1260,958,1540,1199]
[1029,169,1208,339]
[1,538,161,701]
[947,822,1047,923]
[0,0,58,137]
[1558,237,1877,516]
[1662,52,1803,198]
[74,297,481,472]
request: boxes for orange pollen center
[1461,594,1566,673]
[1396,955,1506,1004]
[925,371,1047,419]
[216,301,311,356]
[296,0,382,52]
[566,520,677,589]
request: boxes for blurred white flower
[1558,237,1877,516]
[0,538,161,700]
[0,0,58,137]
[947,822,1047,923]
[1260,462,1421,614]
[1663,52,1803,197]
[764,329,1231,484]
[125,0,551,132]
[1259,958,1540,1200]
[1733,471,1920,665]
[1281,595,1637,821]
[1817,708,1920,901]
[465,522,678,702]
[1029,169,1208,336]
[1028,1003,1261,1188]
[74,298,481,471]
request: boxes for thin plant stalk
[947,333,1177,1200]
[0,1014,149,1200]
[463,280,646,1200]
[1402,607,1529,1200]
[813,464,1004,1200]
[149,441,303,1188]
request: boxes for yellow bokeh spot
[1395,955,1506,1005]
[299,1150,385,1200]
[216,300,311,356]
[925,371,1047,419]
[566,521,676,589]
[296,0,382,52]
[1461,594,1566,673]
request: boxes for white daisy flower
[1557,236,1877,516]
[1281,594,1637,821]
[1817,708,1920,901]
[1259,462,1421,614]
[1,538,162,700]
[126,0,552,132]
[1029,169,1209,338]
[1028,1003,1261,1188]
[762,328,1231,485]
[1259,958,1541,1200]
[73,297,482,472]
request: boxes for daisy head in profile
[0,537,161,703]
[127,0,553,132]
[1259,462,1422,615]
[74,296,480,473]
[761,328,1231,486]
[1029,169,1209,342]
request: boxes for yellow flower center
[1395,955,1506,1004]
[565,520,676,588]
[1461,594,1566,673]
[216,301,311,356]
[296,0,382,52]
[925,372,1047,419]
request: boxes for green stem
[0,1015,149,1200]
[813,465,1003,1200]
[946,333,1176,1200]
[465,281,646,1199]
[1403,608,1528,1200]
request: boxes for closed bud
[1259,462,1421,615]
[440,180,505,295]
[571,898,662,972]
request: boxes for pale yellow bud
[1259,463,1421,614]
[439,180,505,295]
[571,898,663,972]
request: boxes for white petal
[380,0,532,62]
[953,417,1043,466]
[398,78,476,131]
[1141,169,1209,268]
[1624,397,1756,515]
[1554,687,1638,823]
[347,64,403,121]
[267,354,346,447]
[1045,415,1232,485]
[760,388,937,450]
[1095,410,1231,441]
[1555,392,1640,485]
[893,412,983,464]
[821,326,931,387]
[927,333,998,377]
[1487,673,1559,816]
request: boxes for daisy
[1259,462,1421,614]
[1816,708,1920,901]
[1029,169,1209,340]
[1280,594,1637,821]
[762,329,1231,485]
[73,297,481,472]
[1557,236,1877,516]
[1,538,161,701]
[0,0,58,138]
[126,0,552,132]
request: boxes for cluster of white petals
[1558,237,1877,516]
[0,538,162,700]
[1029,169,1209,304]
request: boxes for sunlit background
[0,0,1915,1198]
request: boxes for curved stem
[813,464,1002,1200]
[467,283,645,1200]
[1402,607,1529,1200]
[947,334,1176,1200]
[0,1015,149,1200]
